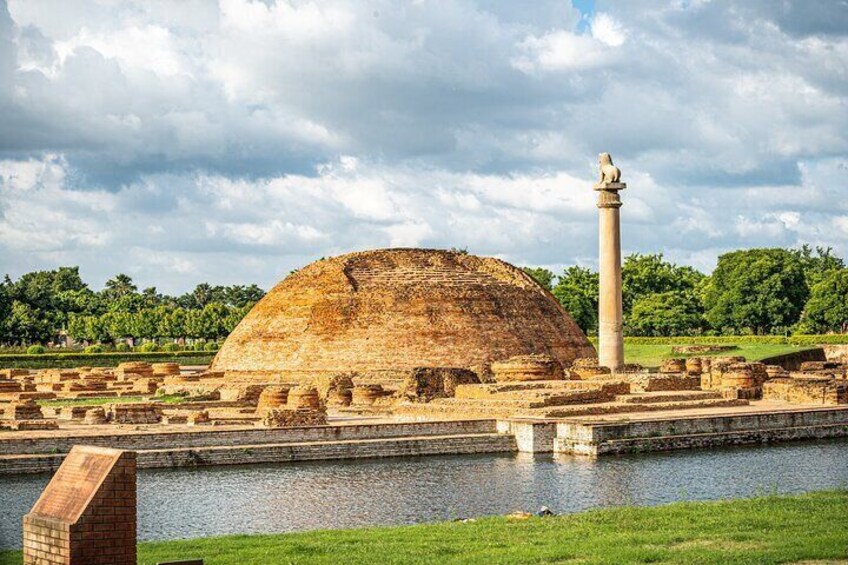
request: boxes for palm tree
[193,283,213,308]
[104,274,137,298]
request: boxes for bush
[26,345,46,355]
[618,335,848,346]
[115,343,130,352]
[84,344,105,353]
[161,342,182,352]
[0,351,216,370]
[203,342,219,352]
[136,342,160,353]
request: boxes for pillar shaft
[595,184,625,371]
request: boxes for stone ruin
[258,385,327,428]
[109,403,163,425]
[1,399,57,430]
[400,367,480,402]
[761,360,848,405]
[491,355,564,382]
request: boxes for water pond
[2,439,847,549]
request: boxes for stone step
[395,397,750,421]
[0,433,517,474]
[455,388,613,406]
[529,398,749,419]
[616,391,724,404]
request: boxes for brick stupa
[212,248,595,383]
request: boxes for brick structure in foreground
[23,445,136,565]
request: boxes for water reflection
[2,439,847,549]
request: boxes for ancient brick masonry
[211,248,595,383]
[763,377,848,405]
[400,367,480,402]
[23,446,136,565]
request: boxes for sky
[0,0,847,294]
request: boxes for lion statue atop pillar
[598,152,621,185]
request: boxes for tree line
[0,268,264,346]
[2,244,847,346]
[523,245,848,337]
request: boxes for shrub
[619,335,848,346]
[84,344,105,353]
[203,342,219,352]
[115,343,130,352]
[136,342,160,353]
[26,345,46,355]
[161,342,182,352]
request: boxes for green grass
[2,490,846,565]
[37,394,189,407]
[622,343,815,369]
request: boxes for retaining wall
[1,433,516,474]
[555,407,848,456]
[0,420,497,455]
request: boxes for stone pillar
[594,154,626,372]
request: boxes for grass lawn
[623,343,813,369]
[37,394,188,407]
[2,490,846,564]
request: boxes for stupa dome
[211,248,595,382]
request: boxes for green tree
[791,245,845,288]
[552,266,599,334]
[132,308,161,340]
[4,301,52,344]
[67,314,89,342]
[622,253,705,316]
[704,248,808,334]
[104,311,135,342]
[628,291,704,336]
[193,283,214,309]
[184,309,205,340]
[224,304,253,333]
[224,284,265,307]
[0,277,12,343]
[104,274,137,299]
[522,267,555,291]
[799,269,848,333]
[200,303,230,339]
[159,308,187,340]
[141,287,163,308]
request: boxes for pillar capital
[594,183,626,209]
[593,182,627,191]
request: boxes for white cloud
[512,30,615,73]
[0,154,66,191]
[56,24,187,76]
[591,13,626,47]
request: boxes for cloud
[0,0,846,290]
